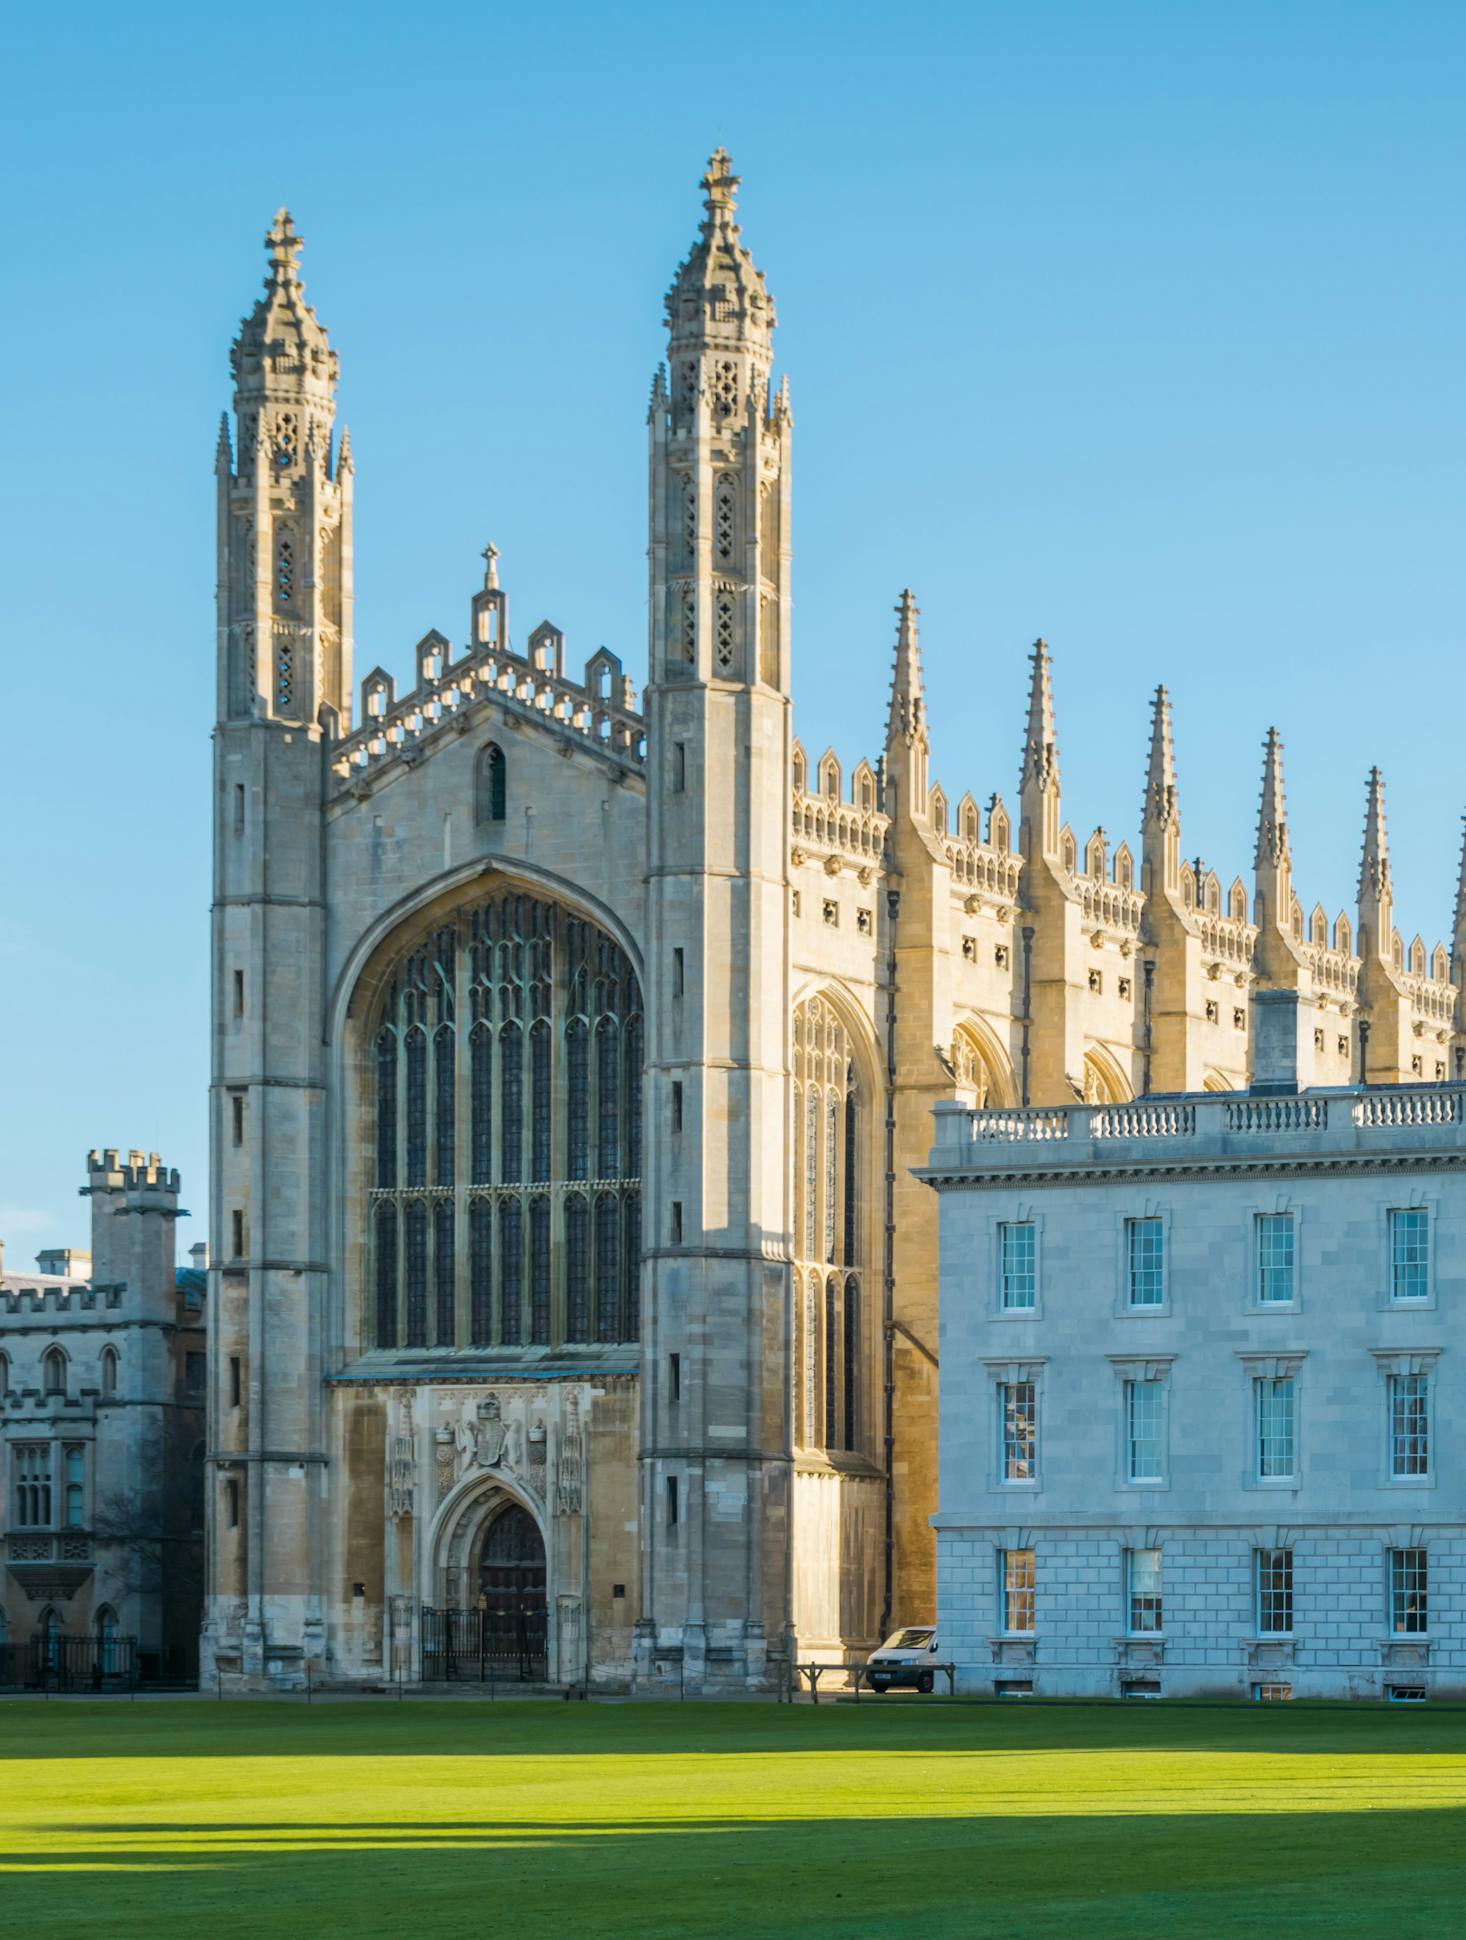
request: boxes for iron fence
[420,1604,547,1683]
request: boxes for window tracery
[368,888,642,1350]
[714,478,735,564]
[792,993,868,1454]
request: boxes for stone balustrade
[929,1083,1466,1174]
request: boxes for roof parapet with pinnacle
[1020,639,1059,793]
[1142,684,1178,828]
[1255,726,1290,869]
[1358,766,1392,904]
[887,589,927,745]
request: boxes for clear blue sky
[2,1,1462,1262]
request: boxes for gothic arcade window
[792,994,868,1454]
[368,887,642,1351]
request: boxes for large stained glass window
[367,888,642,1349]
[792,995,867,1454]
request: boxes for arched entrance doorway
[477,1505,548,1680]
[422,1497,549,1684]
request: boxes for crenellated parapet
[329,556,645,798]
[0,1285,122,1316]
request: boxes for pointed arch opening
[951,1018,1017,1108]
[1081,1045,1133,1105]
[360,883,642,1353]
[791,987,878,1456]
[476,743,507,825]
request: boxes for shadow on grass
[4,1807,1466,1939]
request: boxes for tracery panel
[792,993,871,1453]
[367,886,642,1350]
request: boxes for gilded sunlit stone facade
[205,159,1466,1691]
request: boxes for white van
[865,1625,940,1693]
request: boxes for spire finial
[887,589,926,745]
[215,411,233,475]
[1359,765,1391,904]
[701,148,739,221]
[1020,638,1059,792]
[481,541,500,591]
[1255,726,1289,869]
[266,208,303,283]
[1143,683,1178,828]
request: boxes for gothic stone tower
[208,213,351,1679]
[637,151,794,1689]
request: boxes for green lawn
[3,1699,1466,1938]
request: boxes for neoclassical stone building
[205,153,1465,1690]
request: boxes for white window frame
[1380,1197,1435,1310]
[1254,1546,1294,1636]
[1388,1546,1429,1637]
[994,1214,1041,1317]
[998,1379,1039,1486]
[1253,1206,1298,1310]
[998,1546,1036,1636]
[1116,1206,1171,1315]
[1372,1350,1439,1489]
[1239,1354,1304,1490]
[1126,1546,1164,1636]
[1107,1356,1174,1490]
[981,1359,1046,1492]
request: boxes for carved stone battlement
[331,609,646,795]
[789,780,889,871]
[1196,909,1259,974]
[945,834,1023,906]
[1301,940,1361,1000]
[1075,873,1145,939]
[85,1149,178,1194]
[0,1284,121,1316]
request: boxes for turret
[217,210,353,729]
[639,154,793,1692]
[650,149,788,693]
[82,1148,181,1313]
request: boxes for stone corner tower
[636,151,794,1691]
[205,210,341,1686]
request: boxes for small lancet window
[476,744,507,825]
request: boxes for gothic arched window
[43,1348,67,1397]
[530,1196,551,1345]
[434,1202,455,1346]
[793,993,871,1454]
[842,1276,861,1452]
[565,1193,590,1340]
[375,1203,398,1347]
[368,888,642,1352]
[97,1606,120,1675]
[476,744,507,825]
[100,1346,118,1398]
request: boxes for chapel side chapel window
[368,890,642,1351]
[792,994,868,1455]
